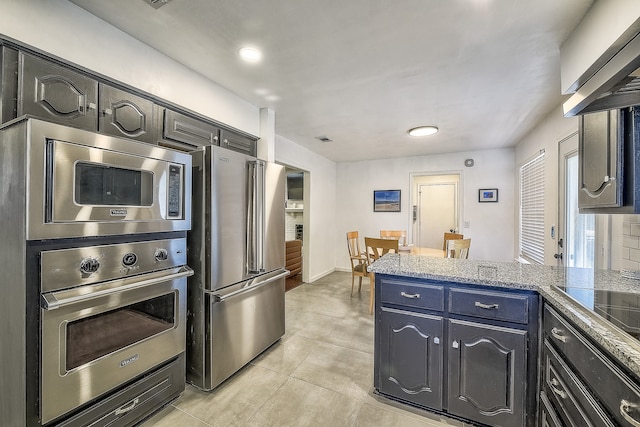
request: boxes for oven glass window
[75,162,153,206]
[65,293,175,370]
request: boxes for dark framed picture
[479,188,498,203]
[373,190,401,212]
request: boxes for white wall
[335,147,516,270]
[1,0,259,135]
[275,134,337,282]
[514,105,579,265]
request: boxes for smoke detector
[314,135,333,143]
[143,0,174,9]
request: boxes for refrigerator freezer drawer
[193,274,285,391]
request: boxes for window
[519,151,545,264]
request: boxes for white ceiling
[68,0,594,162]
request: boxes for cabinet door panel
[378,307,443,410]
[19,52,98,130]
[220,129,256,156]
[99,84,156,144]
[578,110,622,208]
[448,318,526,427]
[162,109,220,150]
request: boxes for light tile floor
[141,271,468,427]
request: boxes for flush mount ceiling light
[239,47,262,62]
[407,126,439,137]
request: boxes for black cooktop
[555,285,640,340]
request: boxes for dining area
[346,230,471,313]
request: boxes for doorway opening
[284,167,308,291]
[411,173,461,249]
[558,133,595,270]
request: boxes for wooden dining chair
[446,238,471,259]
[380,230,407,246]
[364,237,399,314]
[443,232,464,251]
[346,231,369,296]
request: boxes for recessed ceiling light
[239,47,262,62]
[407,126,439,137]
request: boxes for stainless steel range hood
[563,31,640,117]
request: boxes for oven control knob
[155,248,169,262]
[80,258,100,274]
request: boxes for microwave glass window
[75,163,153,206]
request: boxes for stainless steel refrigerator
[186,144,287,391]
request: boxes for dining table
[398,245,446,257]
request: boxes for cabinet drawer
[448,287,529,324]
[379,278,444,312]
[544,304,640,427]
[540,391,563,427]
[543,339,614,427]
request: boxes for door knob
[554,253,563,260]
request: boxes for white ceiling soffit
[68,0,594,162]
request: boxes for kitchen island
[369,254,640,427]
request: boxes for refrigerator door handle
[247,160,265,274]
[214,270,289,302]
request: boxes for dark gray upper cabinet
[220,129,256,157]
[2,40,257,152]
[18,52,99,131]
[98,84,157,144]
[579,107,640,213]
[0,46,18,124]
[162,109,220,151]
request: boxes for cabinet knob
[550,327,568,343]
[621,400,640,427]
[550,378,568,399]
[400,291,420,299]
[475,301,499,310]
[452,340,459,349]
[433,337,440,345]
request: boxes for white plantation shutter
[520,152,545,264]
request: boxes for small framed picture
[373,189,401,212]
[479,188,498,203]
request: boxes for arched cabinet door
[378,308,443,410]
[19,52,98,130]
[99,84,157,144]
[578,109,623,209]
[447,318,527,427]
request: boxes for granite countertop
[369,253,640,379]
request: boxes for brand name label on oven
[110,208,128,217]
[120,354,139,367]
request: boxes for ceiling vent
[143,0,174,9]
[314,135,333,143]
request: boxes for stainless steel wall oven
[0,118,192,427]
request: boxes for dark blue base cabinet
[374,274,538,427]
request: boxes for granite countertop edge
[369,253,640,379]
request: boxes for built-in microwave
[1,118,192,239]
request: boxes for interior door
[417,181,458,249]
[558,133,595,268]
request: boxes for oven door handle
[214,270,289,302]
[41,266,193,311]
